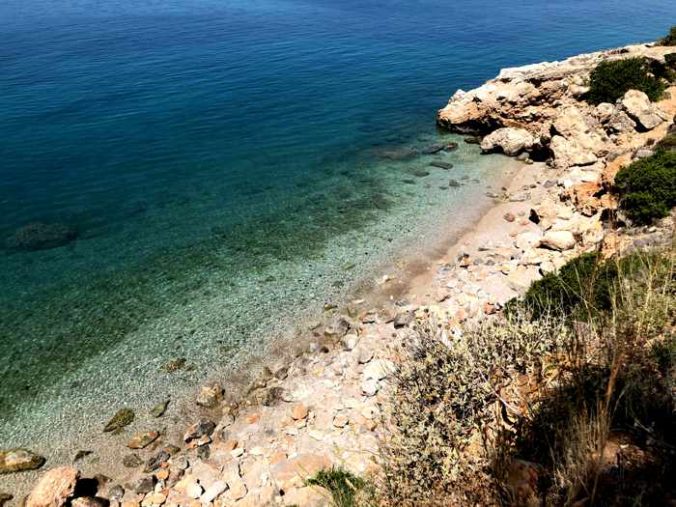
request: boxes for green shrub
[615,150,676,224]
[660,26,676,46]
[306,467,367,507]
[587,58,666,104]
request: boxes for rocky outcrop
[437,43,673,171]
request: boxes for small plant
[615,150,676,225]
[587,58,666,104]
[659,26,676,46]
[306,467,367,507]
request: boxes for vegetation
[306,467,368,507]
[659,26,676,46]
[379,245,675,506]
[587,58,666,104]
[614,149,676,225]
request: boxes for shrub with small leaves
[659,26,676,46]
[615,149,676,225]
[306,467,367,507]
[587,58,666,104]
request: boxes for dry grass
[378,243,675,506]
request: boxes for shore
[3,41,675,506]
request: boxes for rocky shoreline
[2,41,675,506]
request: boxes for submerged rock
[430,160,454,170]
[196,382,224,408]
[6,222,78,252]
[25,466,79,507]
[103,408,135,433]
[150,399,170,418]
[0,448,46,474]
[127,431,160,449]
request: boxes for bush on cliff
[614,149,676,225]
[660,26,676,46]
[587,58,665,104]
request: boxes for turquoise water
[0,0,673,453]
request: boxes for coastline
[3,40,675,506]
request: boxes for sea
[0,0,673,482]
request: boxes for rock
[143,450,170,473]
[504,212,516,222]
[448,179,461,187]
[480,127,535,156]
[393,311,414,328]
[621,89,667,131]
[445,142,459,151]
[5,222,78,251]
[0,449,46,474]
[103,408,135,433]
[357,348,374,364]
[333,414,349,428]
[361,378,379,397]
[150,399,170,418]
[595,102,615,122]
[464,136,481,144]
[422,143,445,154]
[363,359,395,381]
[0,494,12,507]
[73,450,93,463]
[429,160,454,170]
[71,498,107,507]
[411,169,430,178]
[122,453,143,468]
[201,480,227,502]
[290,403,309,421]
[539,230,576,251]
[108,485,125,502]
[127,431,160,449]
[341,334,359,351]
[550,135,597,167]
[196,382,223,408]
[25,466,79,507]
[134,475,157,495]
[184,419,216,443]
[282,486,331,507]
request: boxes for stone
[108,485,125,501]
[480,127,535,156]
[393,311,414,328]
[550,135,597,168]
[422,143,445,154]
[363,359,394,381]
[103,408,135,433]
[201,480,227,502]
[448,179,461,187]
[0,449,46,474]
[621,89,666,130]
[429,160,454,170]
[504,212,516,222]
[127,431,160,449]
[361,378,379,397]
[196,382,223,408]
[282,486,331,506]
[150,399,170,418]
[5,222,78,251]
[357,348,374,364]
[186,480,204,499]
[0,494,12,507]
[135,476,157,495]
[290,403,309,421]
[143,450,170,473]
[71,498,108,507]
[333,414,349,428]
[122,453,143,468]
[25,466,79,507]
[184,419,216,443]
[341,334,359,351]
[539,230,576,251]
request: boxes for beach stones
[196,381,224,408]
[430,160,454,170]
[5,222,78,251]
[25,466,79,507]
[103,408,135,432]
[127,431,160,449]
[150,399,170,417]
[0,448,46,474]
[183,419,216,443]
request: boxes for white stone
[539,230,576,251]
[480,127,536,156]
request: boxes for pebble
[290,403,309,420]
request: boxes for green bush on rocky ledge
[587,57,666,104]
[660,26,676,46]
[615,149,676,225]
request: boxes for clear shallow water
[0,0,673,451]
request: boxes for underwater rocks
[196,381,224,408]
[5,222,78,252]
[127,431,160,450]
[0,448,46,474]
[103,408,135,433]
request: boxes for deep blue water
[0,0,673,442]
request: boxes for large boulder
[539,231,576,251]
[550,136,598,168]
[0,449,46,474]
[620,90,668,131]
[480,127,536,156]
[5,223,77,252]
[25,467,79,507]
